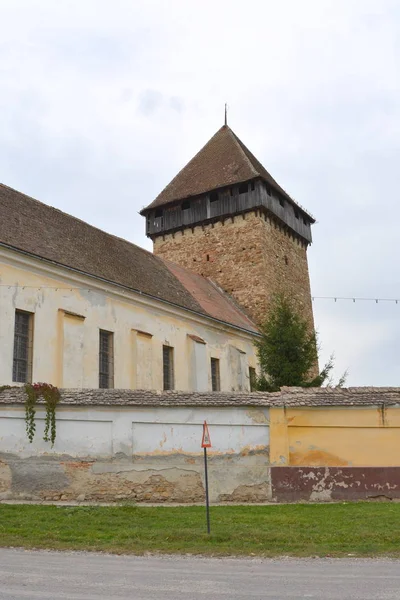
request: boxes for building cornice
[0,243,260,341]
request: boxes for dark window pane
[211,358,220,391]
[249,367,257,391]
[99,330,114,389]
[163,346,174,390]
[12,311,32,383]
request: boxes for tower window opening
[266,185,271,196]
[155,208,164,228]
[279,197,285,208]
[182,199,190,210]
[206,254,210,261]
[250,181,255,191]
[238,183,248,195]
[284,256,289,265]
[294,209,299,219]
[230,188,234,196]
[210,191,218,203]
[303,217,308,225]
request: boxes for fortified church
[0,122,315,392]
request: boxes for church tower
[141,124,315,328]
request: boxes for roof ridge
[141,124,303,212]
[225,126,260,179]
[229,131,294,201]
[141,126,227,214]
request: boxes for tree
[255,294,345,391]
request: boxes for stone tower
[141,124,315,328]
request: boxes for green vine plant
[24,383,61,446]
[24,384,37,443]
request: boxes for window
[266,185,271,196]
[294,209,299,220]
[249,367,257,391]
[250,181,255,191]
[210,191,218,203]
[279,197,285,208]
[238,183,248,195]
[211,358,220,391]
[99,330,114,388]
[163,345,174,390]
[13,310,34,383]
[155,208,164,227]
[182,199,190,210]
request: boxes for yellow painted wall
[270,406,400,467]
[0,249,258,390]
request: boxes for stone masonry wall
[153,211,315,330]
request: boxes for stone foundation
[0,451,271,504]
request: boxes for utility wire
[312,296,399,304]
[1,285,400,304]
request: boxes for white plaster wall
[62,315,85,387]
[0,249,258,391]
[0,404,270,460]
[191,340,208,391]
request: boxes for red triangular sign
[201,421,212,448]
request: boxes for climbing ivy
[24,383,60,446]
[24,384,37,443]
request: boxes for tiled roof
[142,125,295,212]
[1,387,399,407]
[162,258,258,333]
[0,183,257,333]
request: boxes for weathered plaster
[285,407,400,467]
[2,391,400,503]
[0,248,258,390]
[0,404,270,503]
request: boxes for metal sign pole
[201,421,212,534]
[203,446,210,534]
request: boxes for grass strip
[1,503,399,557]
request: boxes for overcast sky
[1,0,399,385]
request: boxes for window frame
[12,310,34,383]
[211,357,221,392]
[249,366,257,391]
[99,329,114,389]
[162,345,174,390]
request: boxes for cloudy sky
[1,0,399,385]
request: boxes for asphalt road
[0,549,400,599]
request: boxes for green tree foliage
[255,295,345,391]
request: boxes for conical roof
[141,125,294,212]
